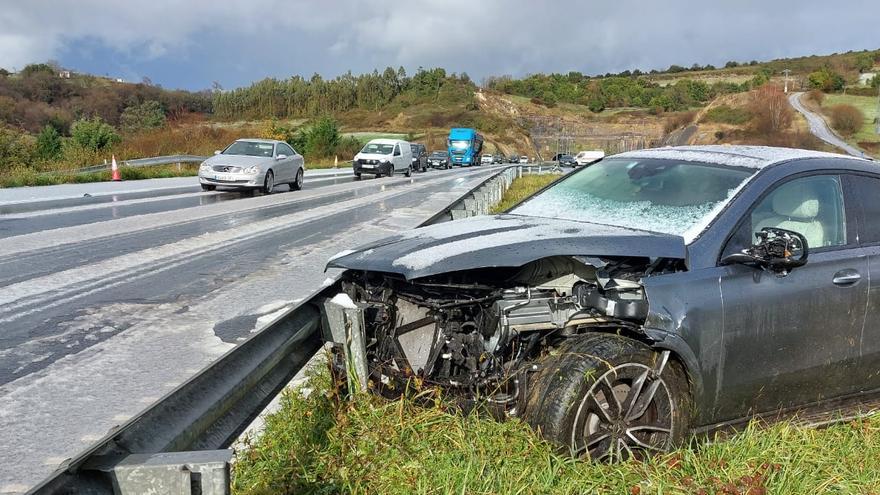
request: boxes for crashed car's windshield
[511,158,755,236]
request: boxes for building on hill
[858,72,877,86]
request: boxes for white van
[574,150,605,166]
[353,139,414,178]
[481,154,494,164]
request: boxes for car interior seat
[754,181,825,249]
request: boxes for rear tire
[200,184,215,191]
[404,165,412,177]
[262,170,275,194]
[522,334,690,462]
[290,168,304,191]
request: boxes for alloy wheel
[570,353,674,461]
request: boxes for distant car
[519,156,529,164]
[481,154,494,165]
[428,150,449,169]
[493,154,505,164]
[557,154,577,167]
[198,139,304,194]
[508,155,520,163]
[575,150,606,166]
[410,143,428,172]
[353,139,413,178]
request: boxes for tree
[35,124,62,159]
[749,84,792,134]
[807,67,845,92]
[120,100,166,132]
[870,74,880,89]
[855,52,875,73]
[70,117,120,151]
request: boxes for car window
[848,175,880,245]
[277,143,295,156]
[724,175,846,257]
[394,145,400,156]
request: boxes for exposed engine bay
[323,255,684,413]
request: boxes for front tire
[522,334,690,462]
[262,170,275,194]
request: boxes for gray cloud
[0,0,877,88]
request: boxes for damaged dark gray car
[320,145,880,461]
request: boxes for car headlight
[243,166,259,174]
[199,162,211,171]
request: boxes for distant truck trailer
[447,128,484,167]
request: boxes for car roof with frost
[615,145,868,169]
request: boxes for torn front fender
[642,268,726,425]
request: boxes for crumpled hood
[327,214,686,280]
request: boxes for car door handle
[832,270,861,286]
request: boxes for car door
[273,143,292,182]
[715,173,867,421]
[844,173,880,392]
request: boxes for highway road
[788,92,868,158]
[0,165,503,493]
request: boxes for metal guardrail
[61,155,209,175]
[27,165,519,495]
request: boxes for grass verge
[489,173,561,214]
[820,94,880,153]
[0,163,202,188]
[232,367,880,494]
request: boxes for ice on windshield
[361,143,394,154]
[511,158,754,237]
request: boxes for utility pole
[782,69,791,93]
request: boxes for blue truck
[447,128,484,167]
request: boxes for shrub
[35,124,62,160]
[749,84,792,134]
[0,128,36,168]
[587,98,605,113]
[805,90,825,104]
[829,104,864,136]
[120,100,166,132]
[70,117,121,151]
[808,67,845,92]
[663,110,696,133]
[701,105,752,125]
[304,117,341,158]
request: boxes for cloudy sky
[0,0,877,90]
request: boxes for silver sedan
[198,139,305,193]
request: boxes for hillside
[1,48,877,187]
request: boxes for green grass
[0,163,201,188]
[232,367,880,495]
[822,94,880,147]
[489,173,561,213]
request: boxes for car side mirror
[275,154,287,160]
[214,150,222,155]
[721,227,809,275]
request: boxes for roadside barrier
[27,165,522,495]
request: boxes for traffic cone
[111,155,122,181]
